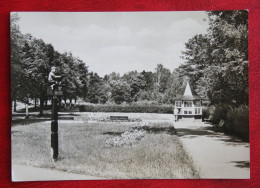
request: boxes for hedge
[211,104,232,124]
[210,104,249,142]
[79,104,173,114]
[225,105,249,141]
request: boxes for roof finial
[184,76,190,82]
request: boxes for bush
[202,106,215,121]
[225,105,249,141]
[202,106,210,121]
[79,104,173,114]
[211,104,231,124]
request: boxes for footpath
[12,164,104,181]
[174,119,250,179]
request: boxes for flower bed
[105,122,150,147]
[105,129,146,147]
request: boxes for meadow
[12,113,199,179]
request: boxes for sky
[15,12,209,77]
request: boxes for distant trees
[110,80,132,104]
[122,71,146,101]
[87,72,103,103]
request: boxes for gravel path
[173,119,250,179]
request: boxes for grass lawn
[12,119,199,179]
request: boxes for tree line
[11,10,248,114]
[11,14,89,114]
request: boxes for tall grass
[12,121,199,179]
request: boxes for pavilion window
[184,101,192,107]
[175,101,182,107]
[195,108,201,114]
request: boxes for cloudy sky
[16,12,209,76]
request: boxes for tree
[22,37,52,115]
[87,72,104,103]
[163,70,185,104]
[180,10,248,106]
[123,71,146,101]
[110,80,132,104]
[180,34,213,91]
[10,15,90,113]
[141,71,154,91]
[154,64,171,93]
[76,59,89,100]
[10,13,23,112]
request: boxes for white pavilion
[173,80,203,119]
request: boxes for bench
[110,116,128,121]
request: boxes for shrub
[211,104,231,124]
[225,105,249,141]
[202,106,210,121]
[202,106,215,121]
[78,104,173,114]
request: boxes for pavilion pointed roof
[173,81,202,101]
[183,81,193,96]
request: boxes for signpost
[51,91,59,161]
[49,66,63,161]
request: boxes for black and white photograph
[11,11,249,181]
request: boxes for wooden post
[51,95,58,161]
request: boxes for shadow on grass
[12,112,79,127]
[103,126,176,136]
[11,130,22,134]
[12,112,79,117]
[231,161,250,168]
[11,118,51,126]
[141,126,176,135]
[102,131,124,136]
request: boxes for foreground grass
[12,121,199,179]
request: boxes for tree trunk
[70,98,72,109]
[45,99,48,109]
[39,97,44,116]
[45,89,48,109]
[64,98,67,109]
[58,97,61,107]
[13,99,17,112]
[34,97,37,108]
[74,97,77,104]
[25,103,29,119]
